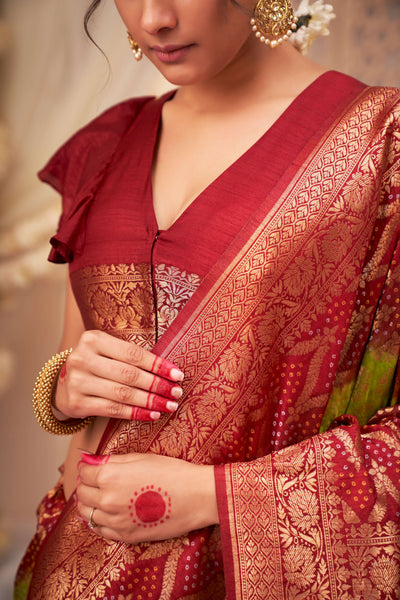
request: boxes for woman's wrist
[194,465,220,528]
[51,402,74,423]
[33,349,94,435]
[51,364,74,422]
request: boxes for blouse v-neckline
[141,71,334,234]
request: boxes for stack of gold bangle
[32,349,94,435]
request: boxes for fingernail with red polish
[150,411,161,420]
[166,401,179,413]
[81,452,110,465]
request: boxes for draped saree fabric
[15,73,400,599]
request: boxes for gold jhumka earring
[127,31,143,61]
[251,0,298,48]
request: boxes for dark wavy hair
[84,0,102,45]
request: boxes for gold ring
[88,507,98,529]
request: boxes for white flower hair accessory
[290,0,335,54]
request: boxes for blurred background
[0,0,399,597]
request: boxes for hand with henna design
[77,451,219,544]
[53,329,184,423]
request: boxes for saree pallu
[19,83,400,599]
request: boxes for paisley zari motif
[17,84,400,599]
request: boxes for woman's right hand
[53,330,184,422]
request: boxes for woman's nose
[140,0,177,34]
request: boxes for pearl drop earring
[127,31,143,61]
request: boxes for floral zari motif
[219,413,400,599]
[72,262,202,348]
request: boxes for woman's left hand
[76,452,219,544]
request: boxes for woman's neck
[173,41,324,115]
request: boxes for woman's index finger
[93,331,184,382]
[150,355,184,382]
[121,342,184,381]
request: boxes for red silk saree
[16,74,400,599]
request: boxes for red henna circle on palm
[129,486,172,528]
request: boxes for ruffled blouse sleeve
[40,97,151,263]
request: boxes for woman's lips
[152,44,193,63]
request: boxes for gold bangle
[33,349,94,435]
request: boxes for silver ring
[88,507,98,529]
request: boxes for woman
[15,0,400,598]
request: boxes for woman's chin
[155,69,206,88]
[144,55,210,88]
